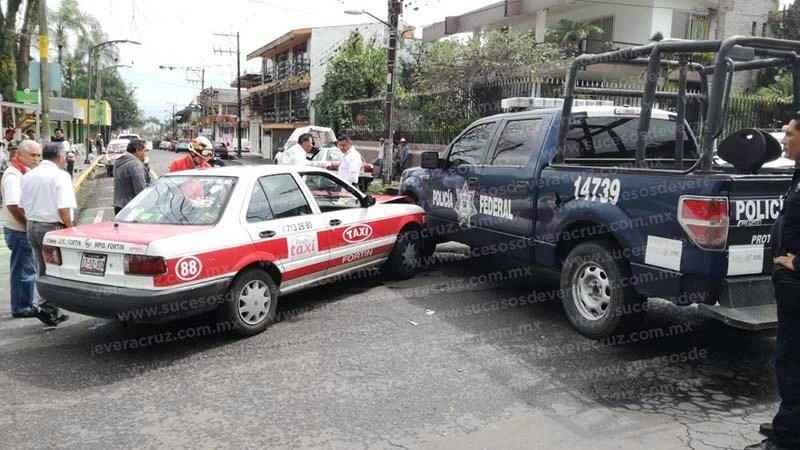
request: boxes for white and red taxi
[37,165,425,335]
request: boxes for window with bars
[672,11,710,40]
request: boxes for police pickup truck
[400,36,800,339]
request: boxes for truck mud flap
[696,304,777,331]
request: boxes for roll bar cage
[554,36,800,173]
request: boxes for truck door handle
[514,180,528,190]
[259,230,276,239]
[330,219,342,226]
[467,177,479,185]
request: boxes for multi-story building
[423,0,779,86]
[245,23,387,158]
[197,87,241,145]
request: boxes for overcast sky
[70,0,494,120]
[71,0,796,121]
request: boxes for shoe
[33,306,61,327]
[760,423,774,439]
[744,439,791,450]
[12,307,38,318]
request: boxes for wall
[309,22,387,122]
[721,0,780,90]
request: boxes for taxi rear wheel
[222,269,278,336]
[383,230,421,280]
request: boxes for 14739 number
[573,176,621,205]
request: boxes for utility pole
[214,32,243,158]
[383,0,401,183]
[39,0,50,142]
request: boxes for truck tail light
[42,246,62,266]
[124,255,167,276]
[678,196,729,251]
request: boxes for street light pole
[39,0,50,142]
[84,39,140,161]
[213,32,243,158]
[345,2,402,183]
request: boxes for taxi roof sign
[501,97,614,112]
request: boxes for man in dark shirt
[747,117,800,450]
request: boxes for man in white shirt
[282,133,315,166]
[2,140,41,318]
[334,135,363,186]
[21,143,76,326]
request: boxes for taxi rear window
[117,176,237,225]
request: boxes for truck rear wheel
[560,240,645,339]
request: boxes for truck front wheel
[560,240,645,339]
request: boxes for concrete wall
[720,0,780,90]
[309,23,387,121]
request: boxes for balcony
[261,58,310,85]
[263,108,310,124]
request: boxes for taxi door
[243,174,330,289]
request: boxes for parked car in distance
[175,141,191,153]
[159,140,174,151]
[105,138,132,177]
[214,142,231,160]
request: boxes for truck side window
[448,122,497,166]
[491,119,545,166]
[565,117,698,160]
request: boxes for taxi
[36,165,425,336]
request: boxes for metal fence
[342,76,792,146]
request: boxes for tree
[0,0,40,101]
[314,32,387,132]
[546,19,606,56]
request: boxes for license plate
[80,253,107,276]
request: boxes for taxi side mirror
[420,151,440,169]
[361,194,377,208]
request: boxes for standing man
[94,133,104,156]
[21,143,75,326]
[52,128,74,175]
[396,137,412,179]
[168,136,213,173]
[746,117,800,450]
[282,133,315,166]
[333,135,363,187]
[2,141,41,318]
[113,139,148,215]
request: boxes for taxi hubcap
[238,280,271,325]
[572,262,612,321]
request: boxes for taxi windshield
[117,176,237,225]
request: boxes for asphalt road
[0,150,781,450]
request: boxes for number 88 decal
[573,176,621,205]
[176,256,203,281]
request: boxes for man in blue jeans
[1,140,41,318]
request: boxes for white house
[423,0,779,86]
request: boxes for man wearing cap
[396,137,412,179]
[168,136,213,173]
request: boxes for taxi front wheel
[221,269,279,336]
[383,230,421,280]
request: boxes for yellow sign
[39,35,48,60]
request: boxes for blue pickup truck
[400,36,800,339]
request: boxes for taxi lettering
[343,224,373,243]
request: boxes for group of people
[282,133,363,186]
[2,139,76,326]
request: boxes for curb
[73,155,106,193]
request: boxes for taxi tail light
[678,196,729,250]
[124,255,167,276]
[42,246,62,266]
